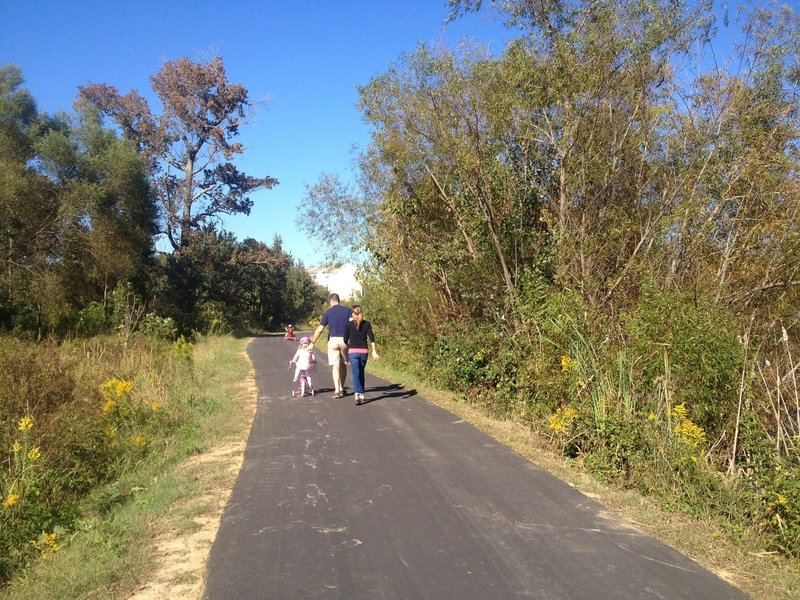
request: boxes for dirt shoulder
[127,353,258,600]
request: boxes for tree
[35,108,158,301]
[297,172,371,266]
[0,66,57,330]
[78,57,277,251]
[0,66,158,335]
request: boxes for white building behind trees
[307,264,361,302]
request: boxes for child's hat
[300,336,311,345]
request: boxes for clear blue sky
[2,0,515,266]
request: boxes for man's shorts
[327,337,348,366]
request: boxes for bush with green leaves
[137,313,177,340]
[626,287,743,434]
[77,302,108,337]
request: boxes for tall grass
[0,334,251,597]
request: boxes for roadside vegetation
[0,334,253,599]
[0,52,327,592]
[299,0,800,582]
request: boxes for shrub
[627,287,742,434]
[138,313,178,340]
[424,323,496,390]
[0,334,188,583]
[77,302,108,336]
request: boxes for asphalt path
[203,335,749,599]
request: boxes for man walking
[310,293,351,398]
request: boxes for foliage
[298,173,371,266]
[153,228,323,334]
[315,0,800,559]
[0,71,158,337]
[0,334,196,583]
[137,313,177,340]
[626,287,742,433]
[78,57,278,251]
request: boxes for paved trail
[203,335,748,599]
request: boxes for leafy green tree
[298,173,369,266]
[0,66,157,335]
[35,108,157,304]
[0,66,59,330]
[78,57,278,251]
[154,229,321,333]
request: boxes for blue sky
[2,0,515,266]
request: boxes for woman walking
[343,305,379,405]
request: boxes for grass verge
[0,335,256,600]
[366,360,800,600]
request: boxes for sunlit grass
[0,335,253,600]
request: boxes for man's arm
[310,324,325,345]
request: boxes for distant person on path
[343,305,379,405]
[310,293,351,398]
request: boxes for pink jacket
[290,347,316,372]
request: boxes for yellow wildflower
[132,434,147,447]
[26,447,42,461]
[3,494,20,508]
[99,379,114,398]
[549,414,565,432]
[549,406,578,433]
[11,440,22,453]
[674,417,706,449]
[671,402,706,457]
[44,531,60,552]
[106,426,118,438]
[671,402,687,421]
[100,377,133,401]
[102,398,117,414]
[17,416,34,431]
[114,379,134,397]
[560,355,574,373]
[150,402,161,411]
[647,412,657,421]
[777,494,788,506]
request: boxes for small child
[284,323,296,341]
[288,336,316,397]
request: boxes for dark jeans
[348,353,368,394]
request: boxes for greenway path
[203,335,749,599]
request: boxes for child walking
[289,336,316,397]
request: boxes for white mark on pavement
[313,526,348,534]
[338,539,362,551]
[305,483,328,505]
[616,543,699,573]
[352,499,373,512]
[513,521,643,537]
